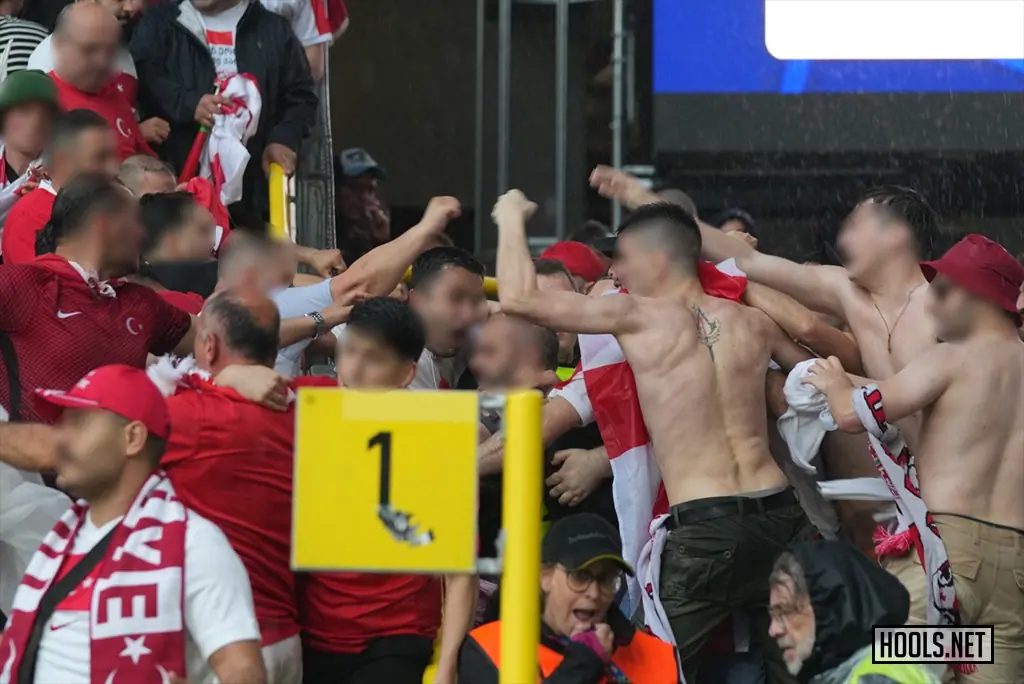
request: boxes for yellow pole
[403,267,498,298]
[500,390,542,684]
[268,163,289,241]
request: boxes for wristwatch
[305,311,325,338]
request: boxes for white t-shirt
[33,511,260,684]
[201,0,250,79]
[272,279,334,376]
[260,0,331,47]
[331,322,468,390]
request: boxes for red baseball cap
[540,241,607,283]
[35,365,171,439]
[920,234,1024,323]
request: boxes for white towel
[200,74,262,207]
[777,359,837,474]
[818,478,894,501]
[636,514,673,644]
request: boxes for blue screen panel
[653,0,1024,95]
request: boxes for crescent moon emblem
[115,118,130,139]
[103,668,118,684]
[126,317,141,335]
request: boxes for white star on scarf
[120,636,151,665]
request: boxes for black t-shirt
[543,422,617,528]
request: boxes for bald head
[54,2,120,91]
[198,287,281,371]
[120,156,176,196]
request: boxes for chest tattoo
[692,306,721,360]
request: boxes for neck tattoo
[693,305,721,361]
[872,282,924,353]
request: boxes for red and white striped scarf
[0,472,188,684]
[572,262,747,609]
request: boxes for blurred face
[608,232,661,296]
[337,174,380,223]
[66,127,120,179]
[540,560,622,636]
[337,328,416,389]
[537,272,578,363]
[99,193,144,276]
[54,22,119,92]
[470,317,519,390]
[97,0,143,25]
[926,275,979,342]
[837,202,914,282]
[2,102,54,156]
[768,577,816,676]
[172,204,217,261]
[54,408,138,499]
[409,267,485,356]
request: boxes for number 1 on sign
[369,431,435,547]
[369,431,392,507]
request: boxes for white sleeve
[272,279,334,320]
[183,511,261,660]
[290,0,331,46]
[548,372,595,426]
[25,36,52,72]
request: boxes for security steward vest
[845,656,941,684]
[468,621,680,683]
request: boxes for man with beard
[767,541,939,683]
[495,189,813,684]
[333,148,390,264]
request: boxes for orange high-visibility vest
[469,621,680,683]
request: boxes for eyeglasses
[561,565,623,594]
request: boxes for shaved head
[657,188,698,220]
[54,2,120,91]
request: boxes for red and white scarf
[200,74,262,207]
[852,384,972,674]
[0,472,188,684]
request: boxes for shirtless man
[590,166,939,449]
[804,234,1024,684]
[494,190,812,684]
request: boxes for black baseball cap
[542,513,634,576]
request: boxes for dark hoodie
[789,541,910,681]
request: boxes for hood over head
[791,540,910,675]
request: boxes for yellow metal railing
[403,267,499,298]
[268,163,294,242]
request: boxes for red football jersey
[49,72,153,161]
[1,185,56,265]
[0,256,192,422]
[162,376,305,645]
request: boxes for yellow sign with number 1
[292,388,479,574]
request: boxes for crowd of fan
[1,3,1024,684]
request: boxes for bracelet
[305,310,325,338]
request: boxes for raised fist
[492,189,538,223]
[422,196,462,231]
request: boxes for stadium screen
[653,0,1024,154]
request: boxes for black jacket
[129,0,317,215]
[790,541,911,680]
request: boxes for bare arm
[207,640,266,684]
[494,191,641,335]
[0,423,57,471]
[814,346,956,433]
[328,197,460,301]
[589,165,850,317]
[478,395,584,476]
[745,282,864,374]
[436,573,479,682]
[757,311,814,373]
